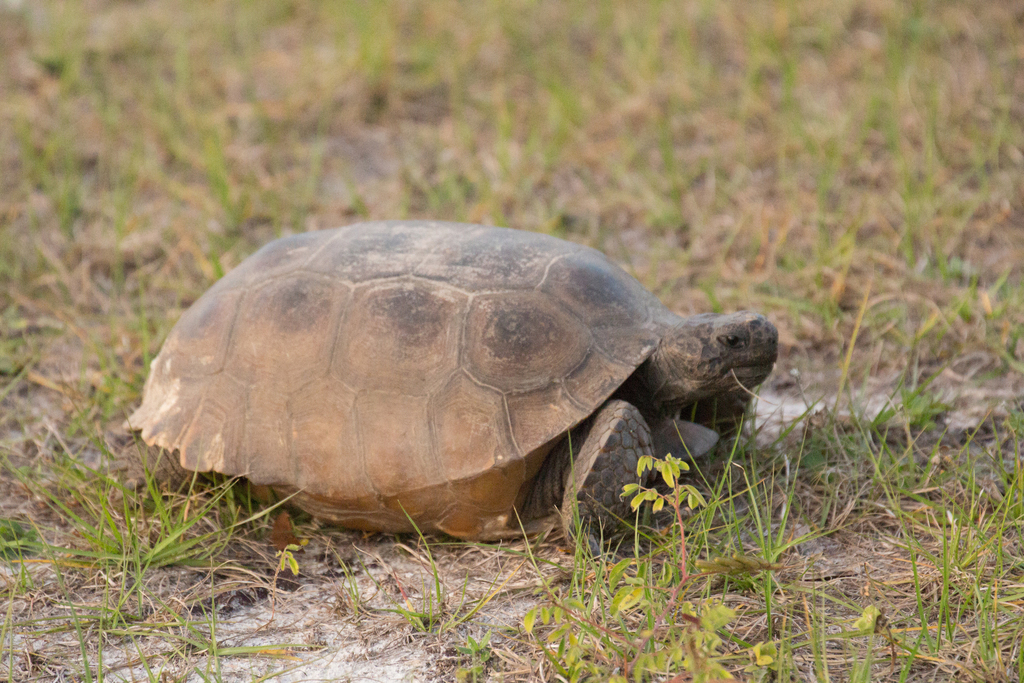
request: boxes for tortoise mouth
[728,361,775,390]
[656,360,774,415]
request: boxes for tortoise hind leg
[111,438,193,492]
[560,399,653,554]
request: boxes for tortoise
[124,220,777,548]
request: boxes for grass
[1,0,1023,679]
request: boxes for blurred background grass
[2,0,1022,403]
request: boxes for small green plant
[522,452,779,681]
[673,601,737,683]
[871,367,950,431]
[0,518,38,561]
[897,387,950,430]
[276,543,303,576]
[624,453,708,569]
[744,641,779,680]
[523,591,741,682]
[455,630,492,682]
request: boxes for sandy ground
[5,354,1019,681]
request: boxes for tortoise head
[647,311,778,412]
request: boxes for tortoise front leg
[559,399,653,554]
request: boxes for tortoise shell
[128,221,681,539]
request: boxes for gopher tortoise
[125,221,777,548]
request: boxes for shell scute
[429,371,513,482]
[288,377,368,500]
[414,226,572,290]
[541,250,667,360]
[224,274,346,391]
[333,281,465,394]
[463,291,592,394]
[176,374,246,473]
[223,230,335,288]
[158,287,243,379]
[303,221,468,283]
[355,391,440,498]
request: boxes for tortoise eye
[719,334,747,350]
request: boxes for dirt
[2,519,561,681]
[3,351,1019,681]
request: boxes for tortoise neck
[612,360,667,422]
